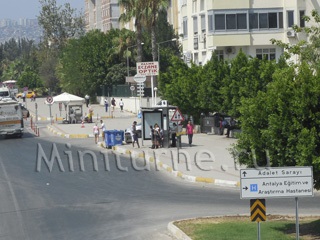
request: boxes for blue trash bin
[105,130,124,148]
[113,130,124,145]
[104,130,115,147]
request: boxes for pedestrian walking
[186,120,194,146]
[104,99,108,112]
[131,121,140,148]
[22,92,26,102]
[170,122,177,147]
[154,123,161,148]
[85,94,90,107]
[119,99,124,112]
[150,125,155,149]
[93,123,99,144]
[111,98,116,111]
[100,119,106,141]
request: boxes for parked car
[124,123,142,143]
[16,91,35,98]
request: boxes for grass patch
[174,215,320,240]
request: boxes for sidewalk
[24,97,241,188]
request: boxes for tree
[37,0,85,91]
[58,29,129,96]
[160,56,203,122]
[38,0,85,50]
[119,0,147,63]
[234,62,320,189]
[145,0,170,61]
[197,53,230,114]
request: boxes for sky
[0,0,84,20]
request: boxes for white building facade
[85,0,120,33]
[179,0,318,65]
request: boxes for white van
[0,86,11,99]
[0,99,24,137]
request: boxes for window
[256,48,276,60]
[259,13,268,28]
[192,0,197,13]
[194,37,198,50]
[193,17,198,34]
[214,13,247,31]
[215,50,224,61]
[226,14,236,30]
[249,11,283,30]
[237,14,247,29]
[268,13,277,28]
[208,11,213,31]
[215,14,225,30]
[200,0,204,11]
[279,12,283,28]
[300,10,305,27]
[183,17,188,38]
[249,13,258,29]
[287,11,294,28]
[201,15,206,31]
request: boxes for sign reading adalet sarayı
[240,167,313,199]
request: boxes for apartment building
[84,0,178,33]
[180,0,317,65]
[85,0,120,33]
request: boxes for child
[93,123,99,144]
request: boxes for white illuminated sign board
[240,167,314,199]
[136,62,159,76]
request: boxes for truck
[0,98,24,138]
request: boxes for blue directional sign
[250,184,258,192]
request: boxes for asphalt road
[0,125,319,240]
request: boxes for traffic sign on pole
[250,199,266,222]
[171,108,185,121]
[134,74,146,83]
[46,96,53,104]
[240,167,314,199]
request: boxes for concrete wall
[97,96,161,114]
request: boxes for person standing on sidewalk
[119,99,124,112]
[100,119,106,141]
[93,123,99,144]
[85,94,90,107]
[104,99,108,112]
[131,121,140,148]
[150,125,155,149]
[111,98,116,111]
[186,120,194,146]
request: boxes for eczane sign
[136,62,159,76]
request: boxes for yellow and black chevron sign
[250,199,266,222]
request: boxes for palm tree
[145,0,170,61]
[119,0,147,63]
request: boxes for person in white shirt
[100,120,106,141]
[119,99,124,112]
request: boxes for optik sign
[136,62,159,76]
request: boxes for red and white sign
[136,62,159,76]
[171,108,185,121]
[46,96,53,104]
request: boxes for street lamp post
[154,87,158,106]
[127,43,144,77]
[157,38,177,70]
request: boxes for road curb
[167,222,191,240]
[112,146,240,188]
[47,125,90,138]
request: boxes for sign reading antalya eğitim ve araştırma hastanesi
[240,167,314,199]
